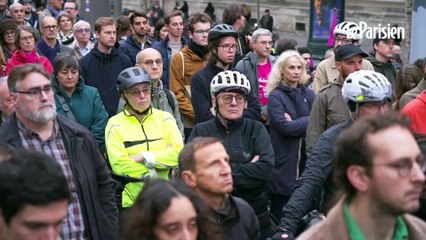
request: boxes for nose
[42,227,58,240]
[181,227,193,240]
[221,161,232,175]
[354,62,362,71]
[412,162,426,183]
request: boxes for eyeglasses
[193,29,210,35]
[218,44,238,52]
[219,94,246,104]
[361,100,391,111]
[43,25,58,30]
[126,87,151,97]
[256,41,274,46]
[334,37,354,44]
[15,85,53,98]
[374,154,426,178]
[64,7,76,11]
[75,28,91,34]
[141,59,162,66]
[4,30,15,36]
[19,35,34,42]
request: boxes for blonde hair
[265,50,308,93]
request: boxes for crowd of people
[0,0,426,240]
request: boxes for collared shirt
[343,200,408,240]
[18,120,86,240]
[76,42,91,57]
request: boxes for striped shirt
[18,119,85,239]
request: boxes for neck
[77,41,88,49]
[168,35,181,44]
[62,30,72,36]
[6,43,16,50]
[215,61,230,70]
[348,195,397,240]
[134,34,147,44]
[232,23,240,31]
[44,38,57,48]
[258,55,268,64]
[196,190,227,210]
[16,113,54,141]
[285,80,297,89]
[152,79,160,87]
[64,88,75,97]
[375,53,389,63]
[97,44,112,54]
[127,107,147,122]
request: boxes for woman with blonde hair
[265,50,315,220]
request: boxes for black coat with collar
[0,113,118,240]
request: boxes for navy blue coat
[267,83,315,197]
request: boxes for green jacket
[52,75,109,145]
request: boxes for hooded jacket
[118,34,153,65]
[80,44,133,117]
[367,55,397,86]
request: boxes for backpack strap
[163,89,176,110]
[56,94,77,122]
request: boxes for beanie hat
[0,19,17,37]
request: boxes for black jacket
[81,44,133,117]
[190,62,261,124]
[278,119,352,234]
[189,116,274,228]
[215,196,260,240]
[0,113,118,239]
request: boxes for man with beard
[36,16,72,64]
[312,21,373,93]
[306,44,367,153]
[81,17,132,117]
[151,10,188,89]
[19,0,39,30]
[170,12,212,141]
[298,112,426,239]
[119,11,153,65]
[0,64,118,239]
[190,24,261,124]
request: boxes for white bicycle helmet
[210,70,251,95]
[342,70,392,104]
[333,21,363,45]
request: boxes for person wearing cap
[19,0,39,30]
[0,19,17,62]
[366,32,397,86]
[312,21,374,93]
[191,23,261,124]
[271,70,393,240]
[105,66,183,209]
[306,44,368,154]
[189,70,275,239]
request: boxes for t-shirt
[257,59,272,105]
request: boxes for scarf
[47,5,61,18]
[188,41,208,60]
[37,39,60,63]
[15,49,40,63]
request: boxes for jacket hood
[367,55,392,67]
[52,74,86,96]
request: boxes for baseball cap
[335,44,368,61]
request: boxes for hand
[128,154,144,162]
[261,111,269,123]
[268,229,295,240]
[284,113,292,121]
[251,155,259,163]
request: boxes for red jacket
[5,50,53,75]
[402,90,426,134]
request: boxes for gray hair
[72,20,91,32]
[252,28,272,42]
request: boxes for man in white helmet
[189,70,275,239]
[271,70,393,240]
[312,21,374,93]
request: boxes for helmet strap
[354,102,360,120]
[123,95,151,116]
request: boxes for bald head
[0,78,14,119]
[135,48,163,82]
[10,3,24,25]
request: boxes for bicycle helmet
[208,24,239,42]
[333,21,363,45]
[342,70,392,104]
[210,70,251,95]
[117,67,152,92]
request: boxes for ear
[335,61,341,70]
[181,170,197,188]
[211,95,217,108]
[9,93,17,105]
[188,31,194,40]
[347,165,370,193]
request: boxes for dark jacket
[151,35,188,89]
[52,75,109,146]
[81,44,133,117]
[215,196,260,240]
[119,35,153,65]
[190,62,261,124]
[278,119,352,234]
[36,38,73,63]
[189,116,274,230]
[267,84,314,197]
[366,55,397,86]
[0,113,118,239]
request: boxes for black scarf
[188,41,208,60]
